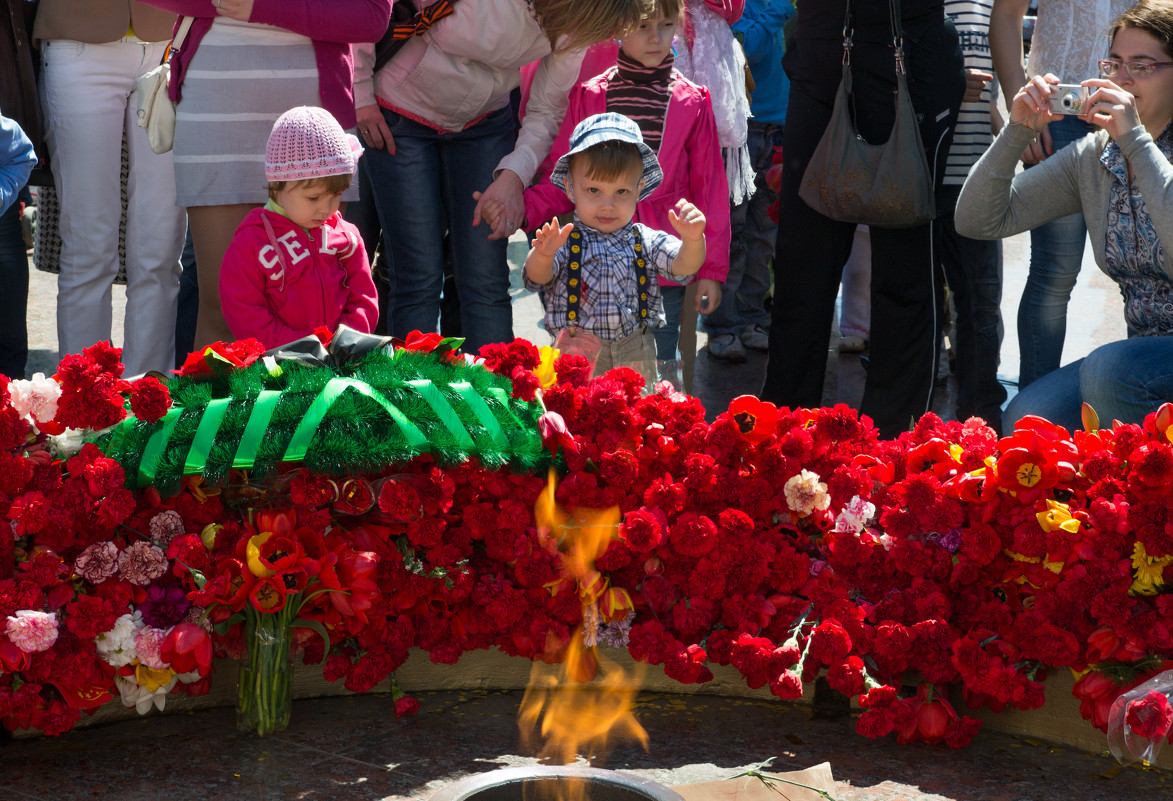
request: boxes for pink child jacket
[523,72,731,285]
[220,208,378,350]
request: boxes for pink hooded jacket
[220,207,378,349]
[523,71,731,285]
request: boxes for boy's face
[619,13,677,68]
[567,159,644,234]
[274,181,344,230]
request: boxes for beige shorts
[592,328,658,390]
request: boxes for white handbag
[135,16,194,155]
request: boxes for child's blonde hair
[646,0,682,22]
[267,173,352,202]
[534,0,654,51]
[569,140,645,186]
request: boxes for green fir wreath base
[95,349,551,496]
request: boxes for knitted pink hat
[265,106,363,182]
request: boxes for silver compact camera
[1048,84,1091,115]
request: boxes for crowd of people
[1,0,1172,437]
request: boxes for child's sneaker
[707,332,747,362]
[740,324,770,352]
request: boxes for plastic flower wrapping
[2,332,1173,750]
[1109,668,1173,765]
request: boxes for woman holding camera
[957,0,1173,432]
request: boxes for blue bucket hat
[550,113,663,202]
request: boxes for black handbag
[373,0,460,73]
[798,0,936,228]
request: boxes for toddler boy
[523,113,706,388]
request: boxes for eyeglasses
[1098,59,1173,79]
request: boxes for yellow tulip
[535,345,560,390]
[1036,500,1081,534]
[200,523,222,551]
[245,531,276,577]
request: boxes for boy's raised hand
[669,199,706,241]
[532,218,574,257]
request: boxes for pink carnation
[74,541,120,584]
[148,510,185,546]
[117,541,168,586]
[134,626,168,670]
[6,609,59,653]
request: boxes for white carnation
[783,469,831,517]
[95,610,143,667]
[7,373,61,422]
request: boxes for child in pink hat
[219,106,378,349]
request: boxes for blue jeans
[705,121,779,337]
[1003,336,1173,434]
[654,285,686,360]
[362,105,517,355]
[0,202,28,378]
[939,184,1006,430]
[174,226,197,370]
[1017,115,1095,388]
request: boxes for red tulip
[727,395,778,445]
[249,576,289,612]
[161,623,214,677]
[538,411,578,456]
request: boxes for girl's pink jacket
[523,72,731,285]
[220,208,378,349]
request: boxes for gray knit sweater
[955,121,1173,282]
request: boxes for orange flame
[521,471,648,784]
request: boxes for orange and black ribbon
[390,0,457,39]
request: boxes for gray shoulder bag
[798,0,936,228]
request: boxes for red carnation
[508,365,541,401]
[378,479,422,522]
[1125,690,1173,741]
[668,513,718,558]
[129,375,172,423]
[63,594,120,640]
[620,508,664,553]
[827,655,868,697]
[769,669,804,699]
[1130,443,1173,491]
[807,620,852,667]
[552,354,592,387]
[395,694,421,717]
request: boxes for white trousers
[839,224,872,339]
[40,38,185,376]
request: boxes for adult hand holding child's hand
[668,198,706,240]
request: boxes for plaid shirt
[524,217,687,341]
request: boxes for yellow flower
[200,523,222,551]
[246,531,275,578]
[1131,542,1173,596]
[1037,500,1081,534]
[134,663,175,693]
[535,345,560,390]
